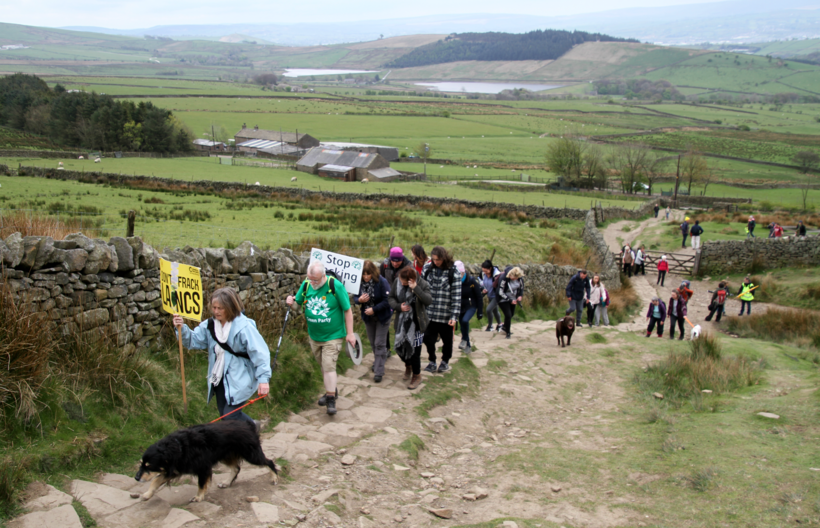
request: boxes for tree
[700,165,716,196]
[680,149,708,195]
[415,142,432,162]
[582,144,607,189]
[794,150,820,210]
[252,73,278,87]
[546,136,584,182]
[608,143,650,194]
[644,153,668,196]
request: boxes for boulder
[4,233,24,267]
[20,236,45,269]
[126,237,143,264]
[138,243,159,269]
[228,241,263,274]
[64,233,95,252]
[271,249,300,273]
[53,240,78,250]
[109,237,135,271]
[202,248,231,275]
[0,239,10,267]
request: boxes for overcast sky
[1,0,721,28]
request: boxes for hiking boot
[318,388,338,406]
[403,365,412,381]
[485,324,493,332]
[505,332,512,339]
[408,374,422,390]
[645,332,651,338]
[496,324,503,332]
[326,395,337,415]
[437,362,450,373]
[374,375,383,383]
[458,339,467,350]
[424,362,437,373]
[463,345,472,355]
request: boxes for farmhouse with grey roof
[296,147,396,181]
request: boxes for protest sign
[309,248,364,295]
[160,258,203,322]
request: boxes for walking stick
[272,308,291,370]
[177,324,188,414]
[735,285,760,298]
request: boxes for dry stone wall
[698,236,820,275]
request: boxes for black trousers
[682,234,688,247]
[403,344,422,375]
[647,316,664,336]
[657,270,666,286]
[669,315,685,339]
[623,263,633,277]
[705,304,724,322]
[586,302,595,325]
[637,262,646,275]
[499,302,517,334]
[212,380,253,423]
[424,321,454,364]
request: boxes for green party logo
[352,261,362,270]
[312,250,322,260]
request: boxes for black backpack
[207,319,249,359]
[299,270,342,297]
[423,265,456,284]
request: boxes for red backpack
[716,289,727,305]
[774,225,783,237]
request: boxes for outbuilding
[318,164,356,181]
[192,139,227,152]
[296,148,391,181]
[234,124,319,149]
[319,142,399,161]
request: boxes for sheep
[291,177,297,182]
[94,158,101,163]
[58,162,63,167]
[254,181,260,186]
[361,178,369,183]
[78,156,84,160]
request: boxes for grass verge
[726,309,820,354]
[414,356,480,418]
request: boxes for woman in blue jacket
[174,287,271,424]
[455,261,483,355]
[354,260,393,383]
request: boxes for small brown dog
[556,309,576,347]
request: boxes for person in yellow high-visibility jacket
[737,277,755,316]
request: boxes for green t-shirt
[294,277,351,342]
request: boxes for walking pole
[272,308,292,370]
[735,285,760,298]
[176,317,188,414]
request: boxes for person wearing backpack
[287,261,356,415]
[421,246,462,373]
[738,276,755,316]
[796,220,807,238]
[680,218,690,248]
[747,216,756,239]
[653,204,660,218]
[174,288,270,425]
[455,261,483,355]
[588,274,610,326]
[354,260,392,383]
[622,245,634,278]
[498,266,525,339]
[705,281,728,322]
[388,267,432,390]
[480,260,502,332]
[677,280,694,304]
[667,290,687,340]
[565,269,590,327]
[690,220,704,250]
[657,255,669,286]
[634,245,646,276]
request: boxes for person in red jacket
[657,255,669,287]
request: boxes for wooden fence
[617,249,696,275]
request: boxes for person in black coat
[454,261,483,354]
[354,260,393,382]
[565,269,590,327]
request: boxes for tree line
[385,30,636,69]
[0,73,193,153]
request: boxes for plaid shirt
[421,262,462,323]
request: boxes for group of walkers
[621,244,647,278]
[679,217,704,250]
[565,269,611,328]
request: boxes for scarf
[209,318,231,386]
[394,282,418,362]
[361,279,377,310]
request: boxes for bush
[690,332,721,360]
[726,309,820,349]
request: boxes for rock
[358,516,377,528]
[75,308,109,330]
[23,484,73,512]
[4,233,24,267]
[161,508,199,528]
[138,243,159,269]
[352,406,393,423]
[53,240,77,250]
[0,239,10,267]
[250,502,279,523]
[245,496,259,502]
[393,465,410,471]
[64,249,88,272]
[383,427,398,434]
[130,493,140,499]
[109,237,135,271]
[551,485,562,493]
[341,454,357,466]
[702,390,713,394]
[501,522,519,528]
[757,412,780,419]
[421,494,438,504]
[126,237,143,264]
[428,508,452,519]
[471,487,488,500]
[430,477,445,485]
[7,504,83,528]
[229,241,263,273]
[462,493,477,501]
[653,392,664,400]
[394,515,403,522]
[70,480,134,517]
[311,489,339,503]
[420,472,435,478]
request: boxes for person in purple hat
[381,247,412,360]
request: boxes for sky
[0,0,722,29]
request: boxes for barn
[234,124,319,150]
[296,148,391,182]
[318,142,399,161]
[192,139,227,152]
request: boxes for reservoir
[415,82,562,94]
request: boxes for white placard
[309,248,364,295]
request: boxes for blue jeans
[212,380,254,424]
[569,299,585,325]
[740,301,752,315]
[460,307,477,346]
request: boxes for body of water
[415,82,562,94]
[282,68,379,77]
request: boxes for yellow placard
[160,258,203,322]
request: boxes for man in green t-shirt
[286,261,355,415]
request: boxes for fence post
[692,249,702,277]
[126,210,136,237]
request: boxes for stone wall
[698,236,820,275]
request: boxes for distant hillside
[385,30,637,68]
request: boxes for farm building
[296,148,394,181]
[319,142,399,161]
[257,143,303,158]
[318,164,356,181]
[234,124,319,150]
[192,139,227,152]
